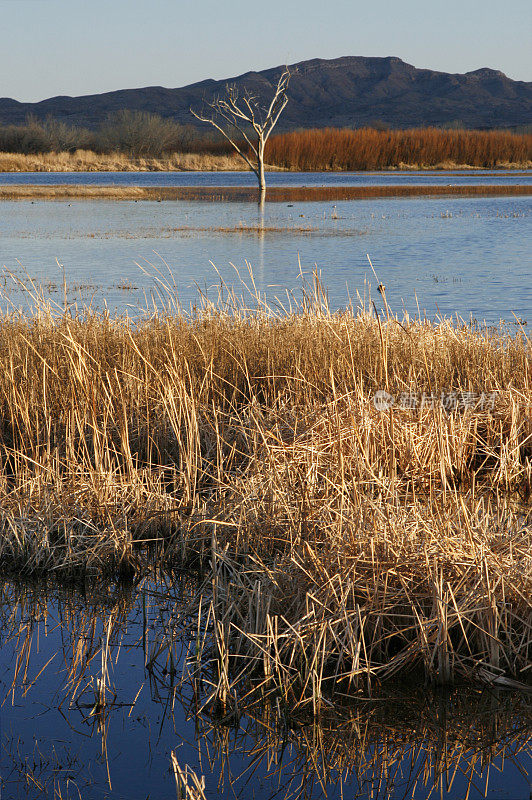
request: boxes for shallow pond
[0,192,530,325]
[0,579,530,800]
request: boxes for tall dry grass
[265,127,532,170]
[0,149,245,173]
[2,128,532,173]
[0,271,530,690]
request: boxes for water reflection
[0,578,530,799]
[0,194,530,325]
[0,169,530,188]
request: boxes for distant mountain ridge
[1,56,531,130]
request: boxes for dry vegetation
[265,127,532,170]
[0,273,530,695]
[1,184,531,202]
[0,149,245,173]
[1,123,530,172]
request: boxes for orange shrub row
[264,127,532,170]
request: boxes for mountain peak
[0,56,529,130]
[466,67,507,79]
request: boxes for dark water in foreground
[0,580,530,800]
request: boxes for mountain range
[1,56,530,130]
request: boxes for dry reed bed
[0,280,530,692]
[1,128,531,173]
[1,184,531,202]
[0,149,246,173]
[265,127,532,171]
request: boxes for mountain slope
[1,56,530,130]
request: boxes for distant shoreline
[2,184,531,202]
[1,150,531,175]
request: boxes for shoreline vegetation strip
[0,274,530,695]
[0,127,530,171]
[1,184,531,201]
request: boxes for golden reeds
[171,754,206,800]
[0,272,529,691]
[0,149,246,173]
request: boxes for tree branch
[189,109,258,172]
[190,68,291,191]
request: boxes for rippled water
[1,580,530,800]
[0,192,530,324]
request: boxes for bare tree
[191,69,290,200]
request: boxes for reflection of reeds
[0,584,128,797]
[1,581,529,800]
[171,752,206,800]
[0,269,530,691]
[186,685,532,800]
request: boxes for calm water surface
[0,193,530,324]
[1,169,531,187]
[1,581,530,800]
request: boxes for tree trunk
[258,159,265,192]
[257,137,266,204]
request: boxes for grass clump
[0,271,530,692]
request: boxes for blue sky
[2,0,531,102]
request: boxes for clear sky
[2,0,531,102]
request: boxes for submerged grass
[1,184,532,202]
[0,269,530,695]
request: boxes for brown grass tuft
[0,271,529,691]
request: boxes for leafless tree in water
[191,69,290,202]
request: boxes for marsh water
[1,169,531,187]
[0,172,531,798]
[0,185,531,324]
[0,579,530,800]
